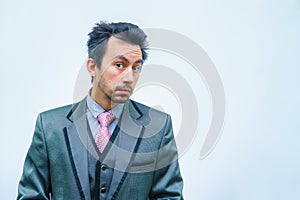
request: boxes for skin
[87,36,143,110]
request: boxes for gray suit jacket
[17,98,183,200]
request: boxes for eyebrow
[114,55,143,64]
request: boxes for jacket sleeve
[17,114,51,200]
[149,114,184,200]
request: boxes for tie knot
[97,112,115,127]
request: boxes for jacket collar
[67,97,142,123]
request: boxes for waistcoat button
[101,187,106,193]
[101,164,107,171]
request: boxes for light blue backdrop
[1,0,299,199]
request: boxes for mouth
[114,87,132,95]
[118,88,130,92]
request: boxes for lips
[115,86,132,94]
[115,88,131,96]
[118,88,131,92]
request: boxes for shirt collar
[86,93,124,119]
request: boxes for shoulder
[37,99,84,122]
[39,104,73,118]
[129,99,172,125]
[130,99,169,115]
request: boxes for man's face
[88,36,143,108]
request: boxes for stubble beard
[110,91,132,103]
[110,85,133,103]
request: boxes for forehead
[105,36,142,61]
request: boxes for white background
[1,0,300,199]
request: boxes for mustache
[115,85,133,92]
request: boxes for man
[17,21,183,200]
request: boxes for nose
[122,68,134,83]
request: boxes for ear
[87,58,97,77]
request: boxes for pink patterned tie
[95,112,115,153]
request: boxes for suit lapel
[64,98,93,200]
[108,100,145,198]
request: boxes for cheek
[132,74,140,84]
[108,71,126,85]
[100,71,120,90]
[108,74,121,86]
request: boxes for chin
[111,96,130,103]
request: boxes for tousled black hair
[87,21,149,67]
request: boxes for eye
[132,65,141,72]
[116,63,124,68]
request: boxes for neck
[90,89,118,111]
